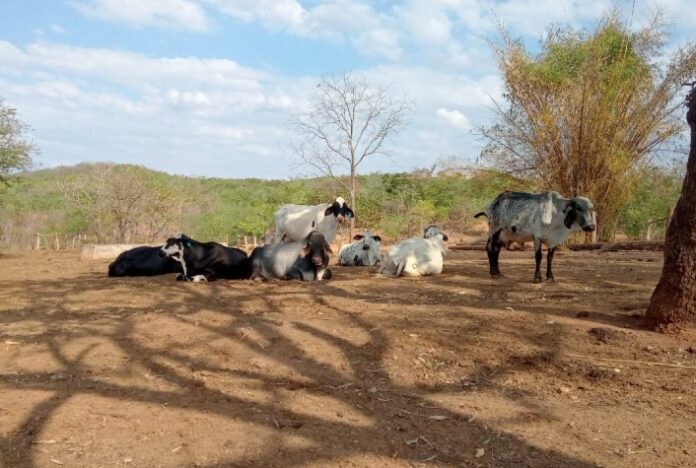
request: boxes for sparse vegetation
[0,162,681,248]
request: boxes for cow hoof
[533,277,543,283]
[176,274,186,281]
[546,277,556,284]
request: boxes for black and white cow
[475,191,596,282]
[274,197,354,244]
[160,233,251,282]
[108,246,182,277]
[338,229,382,266]
[249,231,332,281]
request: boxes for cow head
[324,196,355,221]
[302,231,333,268]
[423,225,449,241]
[353,229,382,265]
[160,233,193,260]
[563,197,596,232]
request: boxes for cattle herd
[108,190,596,283]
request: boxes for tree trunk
[349,168,356,240]
[645,88,696,329]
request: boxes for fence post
[35,232,41,250]
[54,233,60,251]
[665,207,673,234]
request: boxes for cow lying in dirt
[379,225,448,277]
[338,229,382,266]
[108,246,182,277]
[250,231,332,281]
[160,233,251,282]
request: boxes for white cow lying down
[338,229,382,266]
[379,225,448,277]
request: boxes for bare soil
[1,249,695,468]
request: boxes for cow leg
[284,267,305,281]
[546,247,556,283]
[487,229,503,276]
[533,237,543,283]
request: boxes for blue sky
[0,1,693,179]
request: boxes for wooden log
[566,242,603,251]
[452,241,666,252]
[600,241,664,252]
[450,244,486,251]
[567,241,664,251]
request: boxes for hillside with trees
[0,161,682,249]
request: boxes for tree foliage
[0,162,682,248]
[60,165,186,243]
[0,99,36,185]
[481,11,696,240]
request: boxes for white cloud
[69,0,210,32]
[4,0,692,178]
[436,108,471,129]
[50,24,66,34]
[11,42,265,91]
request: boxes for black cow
[108,246,182,277]
[160,234,251,282]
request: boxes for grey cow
[250,231,333,281]
[475,191,596,282]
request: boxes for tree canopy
[481,11,696,240]
[0,99,36,185]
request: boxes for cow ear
[353,234,364,240]
[372,235,382,242]
[564,208,577,228]
[324,243,333,254]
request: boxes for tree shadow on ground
[0,267,608,467]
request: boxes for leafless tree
[293,72,409,236]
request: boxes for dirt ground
[1,249,695,468]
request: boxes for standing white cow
[338,229,382,266]
[274,197,354,244]
[474,191,596,282]
[379,225,449,277]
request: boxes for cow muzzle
[582,224,596,232]
[362,245,370,251]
